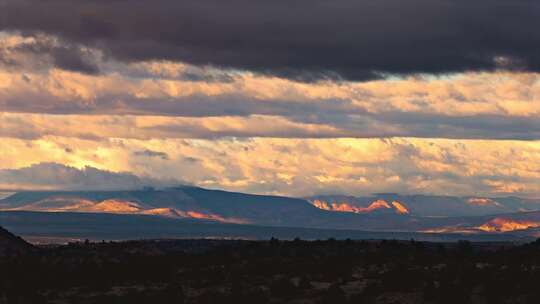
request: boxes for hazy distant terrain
[0,211,528,243]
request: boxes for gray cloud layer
[0,163,180,190]
[2,93,540,140]
[1,0,539,80]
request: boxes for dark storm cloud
[0,34,99,74]
[1,0,539,80]
[15,39,100,74]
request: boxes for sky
[0,0,539,197]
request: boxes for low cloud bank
[0,163,180,191]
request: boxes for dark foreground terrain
[2,232,540,303]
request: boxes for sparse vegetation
[3,234,540,303]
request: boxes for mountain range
[307,194,540,217]
[1,186,540,242]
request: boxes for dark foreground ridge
[0,226,34,258]
[2,226,540,304]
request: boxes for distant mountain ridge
[310,198,410,215]
[2,187,540,240]
[307,194,540,217]
[0,187,324,226]
[0,187,438,232]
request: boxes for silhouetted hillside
[0,226,34,257]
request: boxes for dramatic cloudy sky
[0,0,539,197]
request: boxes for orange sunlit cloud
[1,137,540,197]
[2,31,540,197]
